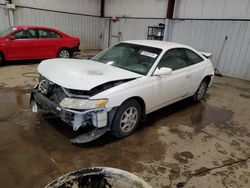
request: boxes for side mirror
[154,67,172,76]
[6,36,15,40]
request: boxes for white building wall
[101,18,165,49]
[118,19,165,40]
[102,0,167,48]
[0,4,10,31]
[15,0,101,16]
[167,0,250,80]
[168,20,250,80]
[174,0,250,19]
[105,0,168,18]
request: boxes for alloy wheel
[59,50,70,58]
[120,107,138,133]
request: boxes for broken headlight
[59,98,108,110]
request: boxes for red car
[0,26,80,64]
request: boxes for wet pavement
[0,60,250,188]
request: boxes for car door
[5,29,38,60]
[184,49,206,94]
[36,29,60,58]
[151,48,191,110]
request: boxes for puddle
[190,102,234,134]
[214,82,250,92]
[0,86,32,123]
[15,89,32,109]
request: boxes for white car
[31,40,214,143]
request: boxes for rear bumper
[71,45,81,52]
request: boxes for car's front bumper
[31,89,108,131]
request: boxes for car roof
[123,40,191,51]
[13,25,56,30]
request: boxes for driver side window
[158,48,188,71]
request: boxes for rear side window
[157,48,188,71]
[185,49,203,65]
[38,30,61,38]
[13,29,37,39]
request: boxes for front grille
[65,112,74,122]
[38,77,55,96]
[38,77,67,105]
[38,79,50,94]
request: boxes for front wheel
[111,99,141,138]
[193,80,208,102]
[57,48,71,58]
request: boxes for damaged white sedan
[31,40,214,143]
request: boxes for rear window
[185,49,203,65]
[38,30,61,38]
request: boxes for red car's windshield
[0,27,17,37]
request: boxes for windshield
[92,43,162,75]
[0,27,16,37]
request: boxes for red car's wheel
[57,48,71,58]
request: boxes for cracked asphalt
[0,56,249,187]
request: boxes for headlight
[59,98,108,110]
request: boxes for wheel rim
[197,82,207,100]
[59,50,70,58]
[120,107,138,133]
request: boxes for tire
[0,53,5,65]
[111,99,141,138]
[57,48,71,58]
[193,80,208,102]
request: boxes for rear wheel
[111,99,141,138]
[57,48,71,58]
[193,80,208,101]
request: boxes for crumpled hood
[38,59,141,90]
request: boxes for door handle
[186,75,191,78]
